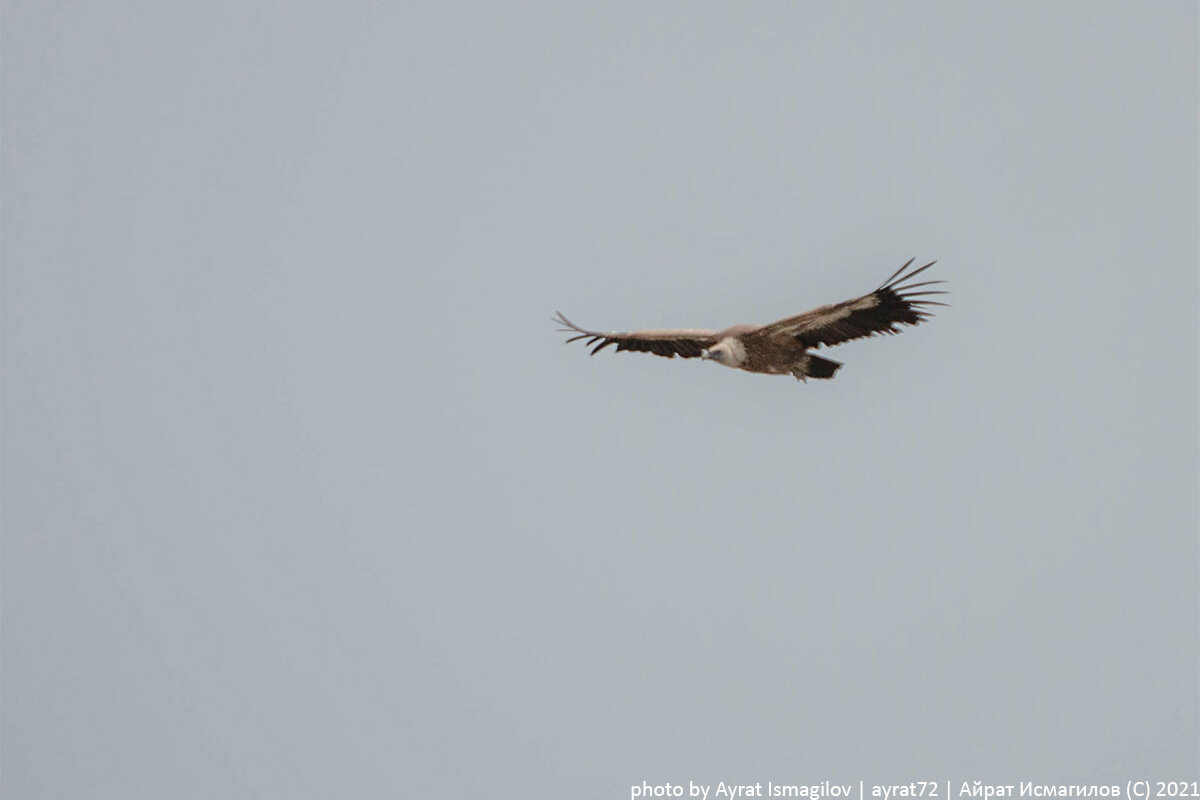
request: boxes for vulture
[555,258,945,381]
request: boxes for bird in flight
[555,258,945,382]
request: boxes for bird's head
[701,342,734,366]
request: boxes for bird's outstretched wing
[554,312,719,358]
[754,259,946,349]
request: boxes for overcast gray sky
[4,1,1198,797]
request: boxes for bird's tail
[793,354,842,381]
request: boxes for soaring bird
[555,258,945,381]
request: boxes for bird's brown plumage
[553,316,719,359]
[752,258,943,348]
[555,258,945,380]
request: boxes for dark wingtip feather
[884,259,936,290]
[877,257,916,290]
[554,311,590,334]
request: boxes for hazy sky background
[4,2,1198,797]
